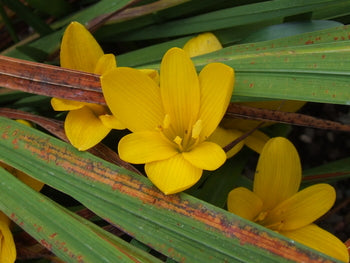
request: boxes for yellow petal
[208,127,244,158]
[0,213,16,263]
[15,119,32,127]
[99,114,126,130]
[60,21,103,73]
[14,172,44,192]
[145,154,202,195]
[198,63,234,140]
[244,130,270,154]
[281,224,349,263]
[139,69,159,84]
[118,131,178,164]
[253,137,301,210]
[160,47,200,136]
[94,54,117,75]
[0,162,44,191]
[227,187,263,221]
[51,98,85,111]
[101,67,164,132]
[262,184,335,231]
[65,106,111,151]
[182,141,226,170]
[183,32,223,57]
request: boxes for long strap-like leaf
[0,117,339,262]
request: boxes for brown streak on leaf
[0,123,334,262]
[0,109,141,174]
[0,55,105,104]
[226,103,350,132]
[1,55,350,133]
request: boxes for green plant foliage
[0,117,340,262]
[0,0,350,262]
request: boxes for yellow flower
[183,32,223,57]
[0,212,16,263]
[183,33,305,156]
[51,21,125,151]
[227,137,349,262]
[101,47,234,194]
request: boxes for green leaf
[140,26,350,105]
[240,20,342,43]
[0,117,340,262]
[116,0,344,40]
[26,0,73,18]
[302,157,350,185]
[3,0,135,60]
[0,167,160,263]
[1,0,53,36]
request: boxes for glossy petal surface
[198,63,234,140]
[118,131,178,164]
[263,184,336,231]
[227,187,263,221]
[183,32,222,57]
[145,154,202,195]
[94,54,117,75]
[160,48,200,136]
[244,130,270,154]
[101,67,164,132]
[281,224,349,263]
[65,106,111,151]
[253,137,301,210]
[208,127,244,158]
[60,21,103,73]
[99,114,126,129]
[51,98,85,111]
[182,141,226,170]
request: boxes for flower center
[158,114,203,152]
[254,211,284,231]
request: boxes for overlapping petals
[145,154,202,195]
[183,32,306,157]
[50,21,125,150]
[101,47,234,194]
[227,137,348,262]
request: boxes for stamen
[192,120,202,139]
[163,114,170,129]
[174,136,183,151]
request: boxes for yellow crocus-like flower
[227,137,349,262]
[183,33,305,156]
[51,21,125,151]
[101,47,234,194]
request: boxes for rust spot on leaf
[305,40,314,45]
[40,239,53,250]
[0,123,339,262]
